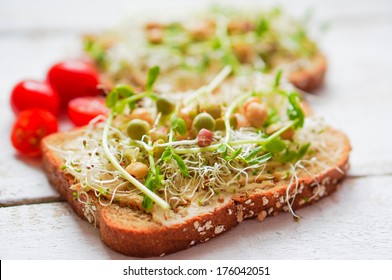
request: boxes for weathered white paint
[0,0,392,259]
[1,176,391,259]
[0,202,129,260]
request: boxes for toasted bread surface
[42,126,350,257]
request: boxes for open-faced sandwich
[84,7,326,93]
[42,67,350,257]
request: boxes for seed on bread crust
[194,221,200,230]
[214,225,225,235]
[125,162,148,179]
[257,211,267,221]
[236,205,244,222]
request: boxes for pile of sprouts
[56,66,335,222]
[84,7,318,91]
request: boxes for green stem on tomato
[102,112,170,210]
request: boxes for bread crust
[41,127,350,258]
[96,54,327,94]
[288,54,327,92]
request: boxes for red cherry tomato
[68,96,109,126]
[11,109,58,157]
[10,80,60,116]
[47,60,100,106]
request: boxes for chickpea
[235,113,251,128]
[125,162,149,179]
[127,119,151,140]
[281,127,295,140]
[244,102,267,128]
[192,112,215,132]
[145,22,165,30]
[146,28,163,44]
[243,97,260,112]
[129,108,153,126]
[233,43,254,63]
[187,20,215,41]
[228,19,254,35]
[156,96,175,115]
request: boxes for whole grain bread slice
[41,127,350,258]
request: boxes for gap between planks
[1,174,391,208]
[1,2,392,39]
[0,196,64,208]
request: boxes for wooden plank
[1,176,391,259]
[0,202,127,259]
[1,0,391,201]
[1,0,392,33]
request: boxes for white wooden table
[1,0,392,260]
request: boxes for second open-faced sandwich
[84,7,326,93]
